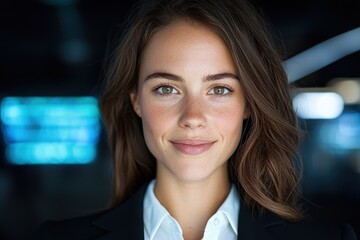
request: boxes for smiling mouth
[170,140,215,155]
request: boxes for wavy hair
[100,0,303,221]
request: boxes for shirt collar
[216,183,240,235]
[143,180,240,238]
[143,180,169,240]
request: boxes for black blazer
[34,183,357,240]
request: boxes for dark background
[0,0,359,239]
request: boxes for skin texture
[130,21,249,239]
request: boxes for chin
[168,162,227,183]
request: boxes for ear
[130,89,142,117]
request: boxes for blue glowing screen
[0,97,100,164]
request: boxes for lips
[170,139,215,155]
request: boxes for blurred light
[284,27,360,82]
[319,112,360,151]
[6,143,96,165]
[293,92,344,119]
[328,78,360,104]
[0,97,100,164]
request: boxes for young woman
[35,0,357,239]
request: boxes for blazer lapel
[238,200,287,240]
[93,184,148,240]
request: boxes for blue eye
[154,86,179,95]
[208,86,231,95]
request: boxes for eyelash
[153,84,179,96]
[208,84,234,97]
[152,84,234,97]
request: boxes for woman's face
[131,21,249,183]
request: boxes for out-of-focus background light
[318,112,360,154]
[329,78,360,104]
[293,91,344,119]
[284,27,360,83]
[0,97,100,165]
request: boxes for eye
[154,85,179,95]
[208,86,232,95]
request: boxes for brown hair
[100,0,303,221]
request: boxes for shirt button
[214,218,219,225]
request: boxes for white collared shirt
[143,180,240,240]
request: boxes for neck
[154,172,231,240]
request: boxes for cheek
[140,101,174,139]
[212,103,245,138]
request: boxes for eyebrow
[204,73,239,81]
[144,72,239,82]
[144,72,182,82]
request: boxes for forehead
[143,21,226,54]
[139,21,237,77]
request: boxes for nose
[178,96,207,129]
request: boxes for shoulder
[297,202,357,240]
[239,198,358,240]
[283,217,357,240]
[276,200,358,240]
[32,183,149,240]
[32,211,109,240]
